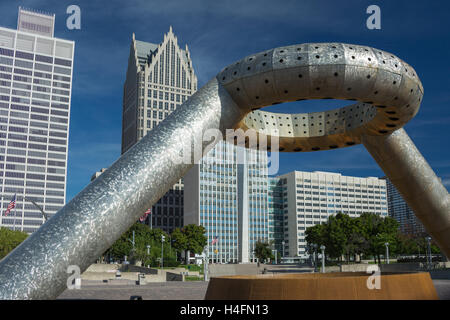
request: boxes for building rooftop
[134,27,189,66]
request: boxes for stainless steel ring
[217,43,423,152]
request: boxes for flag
[139,208,151,222]
[4,194,16,216]
[211,236,219,245]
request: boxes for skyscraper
[184,141,271,263]
[0,8,74,233]
[268,176,284,257]
[383,177,425,235]
[122,27,197,233]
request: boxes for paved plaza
[57,279,450,300]
[58,281,209,300]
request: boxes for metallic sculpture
[0,43,448,299]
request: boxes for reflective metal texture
[0,43,447,300]
[217,43,423,152]
[219,43,448,255]
[0,79,247,299]
[363,129,450,257]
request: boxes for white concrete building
[277,171,388,258]
[0,8,74,233]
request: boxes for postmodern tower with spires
[122,27,197,233]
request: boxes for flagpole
[13,205,16,231]
[0,195,3,227]
[0,194,3,227]
[12,193,17,231]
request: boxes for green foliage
[183,224,207,254]
[185,275,203,281]
[305,224,326,248]
[171,228,188,252]
[304,212,439,263]
[104,223,208,267]
[0,227,28,259]
[179,264,203,273]
[104,223,178,267]
[397,232,441,255]
[172,224,207,255]
[253,241,273,263]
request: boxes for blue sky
[1,0,449,200]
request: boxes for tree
[171,227,188,252]
[326,213,351,260]
[171,227,189,263]
[357,213,399,263]
[104,223,178,267]
[0,227,28,259]
[254,241,273,264]
[305,223,326,247]
[305,213,401,264]
[181,224,207,255]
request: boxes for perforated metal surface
[0,42,447,301]
[217,43,423,151]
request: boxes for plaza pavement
[57,278,450,300]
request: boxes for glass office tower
[184,141,270,263]
[383,177,425,235]
[268,177,284,257]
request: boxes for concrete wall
[166,271,184,281]
[326,262,450,273]
[84,263,120,273]
[120,264,158,274]
[81,272,138,281]
[209,263,261,277]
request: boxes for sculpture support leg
[362,128,450,257]
[0,79,245,299]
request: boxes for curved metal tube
[363,128,450,257]
[0,42,447,299]
[0,79,247,299]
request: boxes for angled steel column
[362,128,450,257]
[0,78,247,299]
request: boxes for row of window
[0,57,71,83]
[0,155,65,166]
[0,48,72,66]
[147,89,189,102]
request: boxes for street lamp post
[320,245,326,273]
[203,245,209,282]
[161,234,165,269]
[146,244,151,267]
[426,237,432,270]
[281,241,285,263]
[271,249,277,265]
[385,242,390,264]
[313,244,318,272]
[309,244,314,268]
[25,197,48,221]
